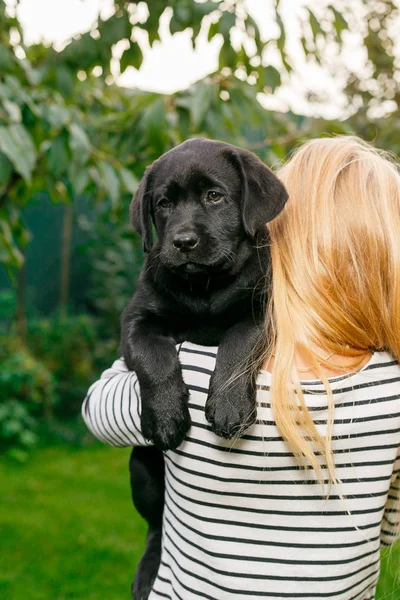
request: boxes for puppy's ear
[228,149,288,237]
[130,166,154,253]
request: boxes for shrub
[26,314,101,418]
[77,201,143,339]
[0,401,38,462]
[0,342,56,460]
[0,342,57,418]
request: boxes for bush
[0,342,56,460]
[26,314,104,418]
[77,201,143,339]
[0,313,121,456]
[0,289,16,335]
[0,342,57,418]
[0,401,38,462]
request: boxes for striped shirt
[82,342,400,600]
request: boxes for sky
[6,0,368,119]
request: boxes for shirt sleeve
[81,357,151,447]
[380,450,400,547]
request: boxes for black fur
[120,138,287,599]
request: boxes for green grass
[0,445,146,600]
[0,445,399,599]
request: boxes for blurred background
[0,0,399,598]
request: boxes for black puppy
[121,138,287,599]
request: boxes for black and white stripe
[82,343,400,599]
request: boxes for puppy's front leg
[205,320,262,439]
[122,318,190,450]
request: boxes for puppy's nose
[173,232,199,252]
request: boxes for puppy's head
[130,139,287,274]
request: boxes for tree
[1,0,398,322]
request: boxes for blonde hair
[263,135,400,489]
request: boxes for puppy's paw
[205,378,256,439]
[141,380,191,450]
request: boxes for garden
[1,0,399,597]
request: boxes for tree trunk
[16,249,27,341]
[60,201,73,316]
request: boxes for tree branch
[0,171,22,207]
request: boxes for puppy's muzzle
[173,231,199,253]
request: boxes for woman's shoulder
[178,342,218,373]
[359,350,400,379]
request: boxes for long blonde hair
[264,135,400,486]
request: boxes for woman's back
[83,341,400,599]
[82,136,400,599]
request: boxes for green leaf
[2,100,22,123]
[0,45,14,71]
[0,153,13,192]
[60,32,105,73]
[177,107,190,140]
[53,180,69,203]
[0,217,24,269]
[88,166,101,189]
[19,430,38,447]
[219,41,237,71]
[0,124,37,183]
[98,13,131,46]
[98,161,120,207]
[175,5,192,24]
[140,97,169,153]
[45,104,71,130]
[329,6,348,41]
[120,42,143,72]
[145,4,165,45]
[193,2,215,18]
[208,20,220,41]
[47,136,69,178]
[191,82,214,129]
[169,13,183,35]
[68,123,90,165]
[2,75,28,106]
[245,15,263,55]
[74,169,90,195]
[300,36,310,56]
[3,419,22,437]
[55,66,75,96]
[307,9,323,42]
[120,167,138,195]
[219,11,236,38]
[261,65,281,92]
[276,12,292,71]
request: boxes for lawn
[1,444,399,599]
[1,445,146,600]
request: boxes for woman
[83,136,400,599]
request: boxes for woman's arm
[380,451,400,547]
[82,358,151,447]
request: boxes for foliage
[2,0,397,315]
[0,339,55,459]
[26,314,105,417]
[0,312,123,456]
[0,0,350,278]
[0,339,57,416]
[0,400,38,461]
[1,0,399,275]
[77,197,142,338]
[0,288,16,333]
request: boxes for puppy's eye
[157,198,172,209]
[207,191,222,202]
